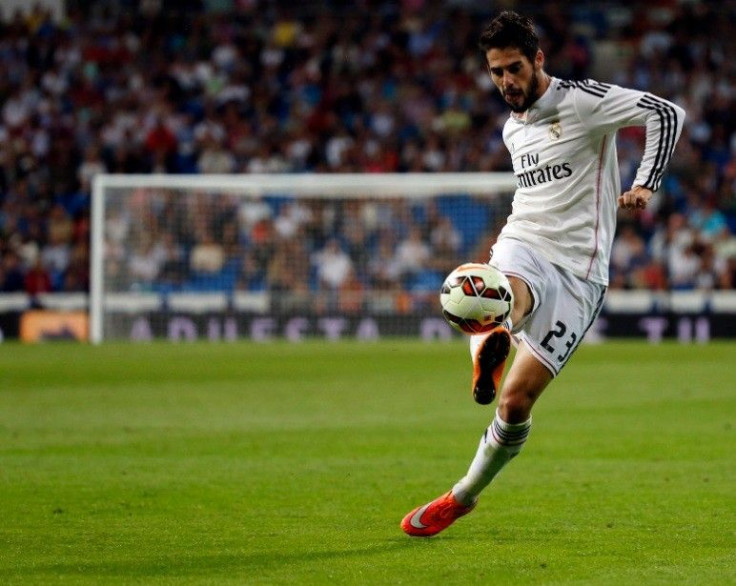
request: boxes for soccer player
[401,11,685,537]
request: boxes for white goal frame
[90,172,517,344]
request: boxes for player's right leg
[470,326,511,405]
[470,274,534,404]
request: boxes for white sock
[452,410,532,505]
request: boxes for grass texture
[1,340,734,584]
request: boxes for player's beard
[504,70,541,113]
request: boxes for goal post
[90,173,517,343]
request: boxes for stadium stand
[0,0,735,300]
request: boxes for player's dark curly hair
[478,11,539,63]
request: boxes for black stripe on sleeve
[636,94,676,191]
[637,100,669,189]
[557,79,611,99]
[584,79,612,95]
[644,95,680,167]
[577,80,608,98]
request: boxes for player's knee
[497,386,535,423]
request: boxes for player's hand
[618,185,653,210]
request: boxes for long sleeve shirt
[498,76,686,286]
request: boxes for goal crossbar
[93,172,517,198]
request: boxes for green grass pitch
[1,340,734,584]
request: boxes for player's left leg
[400,347,551,537]
[451,345,552,506]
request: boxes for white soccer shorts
[487,238,607,376]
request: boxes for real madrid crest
[548,121,562,141]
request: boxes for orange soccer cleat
[472,326,511,405]
[400,491,477,537]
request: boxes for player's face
[486,47,544,113]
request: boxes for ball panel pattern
[439,263,514,335]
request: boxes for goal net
[90,173,516,343]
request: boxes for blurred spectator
[128,236,164,287]
[694,244,724,291]
[429,214,462,274]
[714,226,736,271]
[267,240,310,311]
[197,132,236,174]
[610,224,649,289]
[40,230,71,289]
[1,251,25,292]
[273,201,311,240]
[62,242,90,292]
[16,229,42,270]
[394,225,431,281]
[144,117,178,173]
[338,267,365,314]
[721,257,736,290]
[649,213,693,267]
[240,250,267,292]
[46,204,73,247]
[312,238,353,290]
[24,258,52,296]
[669,243,702,290]
[190,230,225,275]
[687,196,729,243]
[640,259,669,291]
[368,232,402,290]
[343,219,371,278]
[77,144,107,191]
[158,231,188,286]
[239,196,273,235]
[244,144,273,173]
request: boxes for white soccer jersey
[497,77,685,286]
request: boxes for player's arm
[573,81,686,207]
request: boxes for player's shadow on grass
[3,540,430,579]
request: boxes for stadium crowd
[1,0,736,306]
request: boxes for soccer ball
[440,263,514,335]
